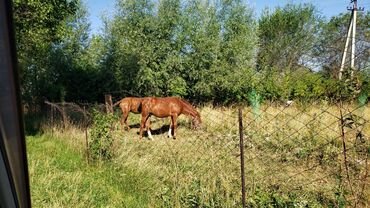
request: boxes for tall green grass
[27,134,155,207]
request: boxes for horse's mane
[176,97,200,119]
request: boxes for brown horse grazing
[139,97,202,140]
[113,97,144,131]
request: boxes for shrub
[89,109,115,161]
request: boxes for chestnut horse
[140,97,201,139]
[113,97,144,131]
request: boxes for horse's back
[119,97,143,113]
[141,97,183,116]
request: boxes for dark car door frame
[0,0,31,207]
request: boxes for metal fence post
[238,107,246,208]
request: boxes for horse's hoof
[173,137,176,140]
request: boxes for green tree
[257,4,322,72]
[47,2,93,102]
[180,0,222,100]
[107,0,157,96]
[13,0,86,106]
[214,0,258,103]
[103,0,257,103]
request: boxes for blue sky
[83,0,360,35]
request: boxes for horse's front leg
[146,119,153,140]
[171,115,178,139]
[167,124,172,138]
[167,117,173,138]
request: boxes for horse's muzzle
[191,123,202,130]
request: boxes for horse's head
[191,113,202,130]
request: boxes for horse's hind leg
[120,112,130,131]
[120,115,124,130]
[146,119,153,140]
[140,113,149,139]
[124,112,130,131]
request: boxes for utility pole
[350,0,357,69]
[339,0,364,80]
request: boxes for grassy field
[27,103,369,207]
[27,134,155,207]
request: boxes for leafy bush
[89,109,114,161]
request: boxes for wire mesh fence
[42,89,369,207]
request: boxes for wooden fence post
[61,102,67,130]
[238,107,246,208]
[83,106,89,164]
[105,94,113,114]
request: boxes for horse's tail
[112,99,122,107]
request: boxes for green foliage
[168,76,188,96]
[24,112,45,136]
[89,110,114,160]
[13,0,80,53]
[247,187,347,207]
[257,3,322,71]
[287,69,326,101]
[13,0,82,105]
[358,69,370,103]
[102,0,257,103]
[14,0,369,106]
